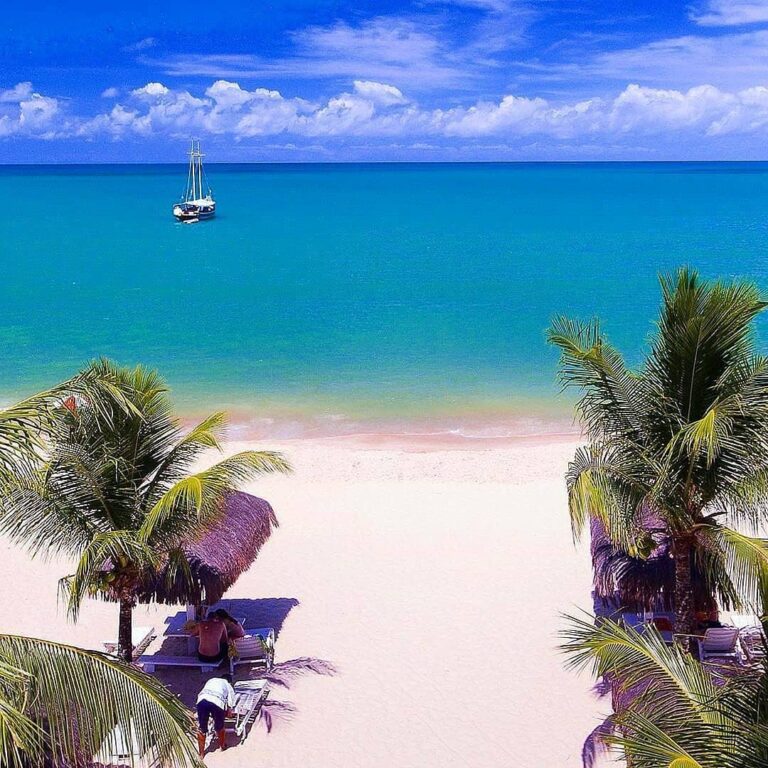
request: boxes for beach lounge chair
[102,626,155,659]
[740,626,767,663]
[697,627,740,662]
[229,680,270,740]
[137,655,222,673]
[204,680,270,750]
[229,628,275,674]
[93,720,160,767]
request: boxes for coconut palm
[0,633,200,768]
[0,360,291,662]
[548,268,768,642]
[561,613,768,768]
[0,366,130,480]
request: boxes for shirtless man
[190,614,229,664]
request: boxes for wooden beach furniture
[230,628,276,674]
[102,626,155,659]
[696,627,740,662]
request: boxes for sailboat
[172,139,216,222]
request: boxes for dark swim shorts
[197,699,225,732]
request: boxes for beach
[0,434,603,767]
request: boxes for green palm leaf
[0,634,201,768]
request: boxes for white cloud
[131,82,170,99]
[7,78,768,149]
[691,0,768,26]
[151,18,465,90]
[352,80,407,105]
[101,87,119,98]
[608,84,735,132]
[0,82,34,103]
[148,7,534,91]
[0,84,62,138]
[582,30,768,91]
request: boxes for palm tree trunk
[673,534,695,652]
[117,599,133,663]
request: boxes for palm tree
[548,269,768,642]
[0,360,291,662]
[561,614,768,768]
[0,633,200,768]
[0,365,129,480]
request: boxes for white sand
[0,437,607,768]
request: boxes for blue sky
[5,0,768,161]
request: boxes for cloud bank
[6,78,768,151]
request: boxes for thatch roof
[590,515,716,614]
[136,492,278,606]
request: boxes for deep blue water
[2,162,768,436]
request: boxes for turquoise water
[2,162,768,437]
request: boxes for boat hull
[172,203,216,222]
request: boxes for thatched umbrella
[133,492,278,609]
[590,515,718,615]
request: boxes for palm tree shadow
[259,657,338,689]
[237,657,339,738]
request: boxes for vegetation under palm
[0,360,291,661]
[549,268,768,641]
[0,633,201,768]
[562,614,768,768]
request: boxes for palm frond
[0,634,201,768]
[138,450,291,544]
[63,531,159,619]
[566,444,647,548]
[696,526,768,612]
[548,316,647,442]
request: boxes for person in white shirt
[196,673,236,757]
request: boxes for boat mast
[197,141,202,200]
[190,140,196,202]
[197,140,204,199]
[185,141,193,202]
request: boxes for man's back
[196,619,227,655]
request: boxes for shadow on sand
[148,596,337,746]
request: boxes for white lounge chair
[229,628,275,674]
[697,627,740,662]
[138,655,222,673]
[93,720,160,767]
[740,626,766,663]
[204,680,270,750]
[102,626,155,659]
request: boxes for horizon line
[2,158,768,167]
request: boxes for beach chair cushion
[702,627,739,652]
[233,635,267,659]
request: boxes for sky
[5,0,768,161]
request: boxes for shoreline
[203,409,581,445]
[231,428,583,452]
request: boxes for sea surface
[2,162,768,439]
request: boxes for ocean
[2,162,768,439]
